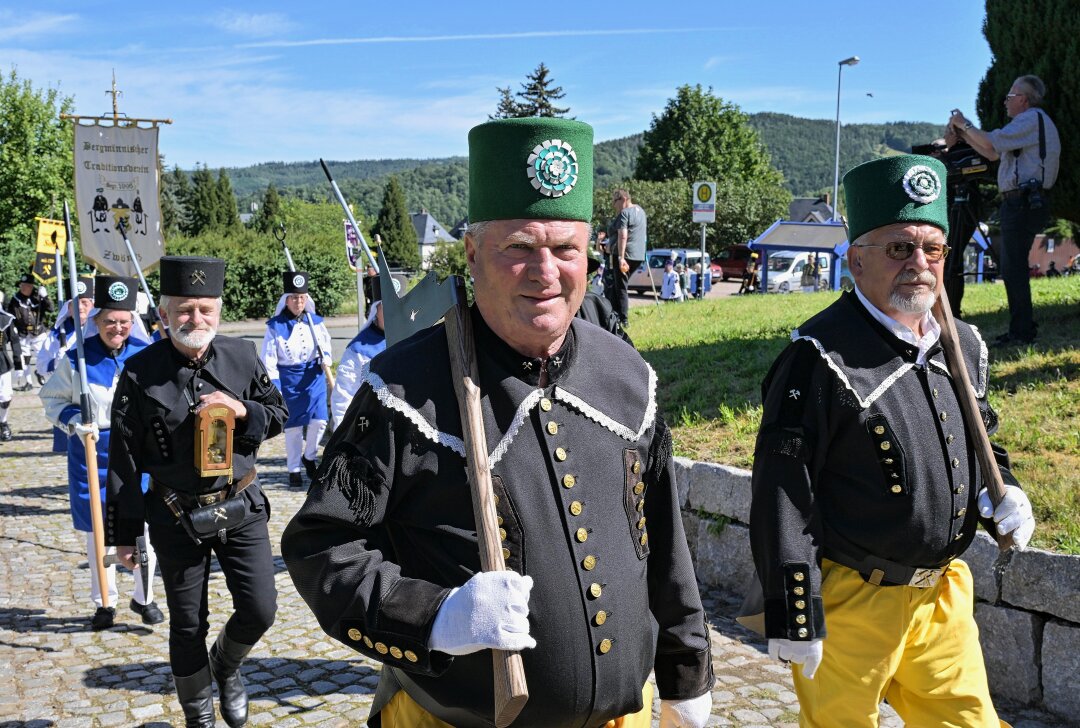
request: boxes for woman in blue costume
[330,281,386,428]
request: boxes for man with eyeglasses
[40,275,164,631]
[950,75,1060,345]
[748,155,1034,726]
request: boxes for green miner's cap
[843,154,949,242]
[468,117,593,223]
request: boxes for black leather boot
[173,665,215,728]
[208,630,254,727]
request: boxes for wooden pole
[444,301,529,728]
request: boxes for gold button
[363,636,374,649]
[497,516,504,526]
[576,528,588,543]
[793,586,804,596]
[640,533,648,546]
[562,474,576,488]
[598,639,613,654]
[933,388,939,397]
[637,517,646,529]
[347,628,362,642]
[499,528,507,541]
[594,610,607,626]
[493,493,499,504]
[547,422,558,435]
[957,508,967,517]
[873,425,885,435]
[952,458,960,468]
[502,547,511,560]
[636,499,645,512]
[955,484,965,494]
[891,484,903,494]
[390,646,403,659]
[540,398,552,412]
[793,572,805,582]
[940,411,948,422]
[375,642,388,655]
[798,628,809,638]
[794,600,805,610]
[569,500,583,516]
[589,583,602,598]
[633,482,645,495]
[582,555,597,570]
[946,434,955,444]
[404,650,418,663]
[795,615,807,625]
[632,461,641,474]
[880,441,891,451]
[555,447,567,461]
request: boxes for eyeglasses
[854,241,950,261]
[1004,93,1023,100]
[101,319,133,329]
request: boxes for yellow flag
[35,217,67,255]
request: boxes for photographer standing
[950,75,1060,345]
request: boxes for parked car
[628,248,712,296]
[713,244,753,281]
[763,250,830,293]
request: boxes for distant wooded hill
[223,113,943,225]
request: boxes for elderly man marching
[40,276,163,630]
[749,155,1035,727]
[283,117,714,727]
[261,271,333,487]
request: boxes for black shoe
[289,471,303,488]
[91,606,115,631]
[130,599,165,625]
[993,331,1036,347]
[301,455,318,480]
[0,423,12,442]
[35,372,46,386]
[209,631,254,728]
[174,665,216,728]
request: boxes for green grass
[630,277,1080,553]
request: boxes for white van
[764,250,830,293]
[627,249,712,296]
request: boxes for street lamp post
[832,56,860,222]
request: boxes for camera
[1017,178,1045,209]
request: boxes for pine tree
[255,183,283,233]
[185,165,221,236]
[490,86,524,119]
[516,63,570,118]
[373,176,420,269]
[217,169,240,231]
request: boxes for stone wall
[677,457,1080,722]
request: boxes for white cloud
[0,11,77,41]
[238,27,725,49]
[209,11,294,38]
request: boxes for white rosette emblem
[902,165,942,204]
[292,274,306,289]
[108,281,129,302]
[526,139,578,198]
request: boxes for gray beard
[172,327,216,350]
[889,287,936,314]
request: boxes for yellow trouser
[380,680,654,728]
[793,558,1007,728]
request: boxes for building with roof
[410,210,457,267]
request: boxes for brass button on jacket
[555,447,567,461]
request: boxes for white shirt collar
[853,285,940,365]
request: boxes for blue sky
[4,2,993,168]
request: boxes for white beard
[889,287,936,314]
[172,326,216,350]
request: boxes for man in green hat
[283,117,714,727]
[748,155,1034,726]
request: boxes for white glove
[769,638,824,679]
[429,570,536,656]
[978,485,1035,550]
[72,422,100,442]
[659,692,713,727]
[38,286,48,298]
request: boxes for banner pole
[116,220,163,330]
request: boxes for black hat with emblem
[71,276,95,301]
[159,256,226,298]
[93,275,138,311]
[282,270,310,294]
[17,272,34,286]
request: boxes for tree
[217,168,241,230]
[978,0,1079,222]
[185,165,221,236]
[253,183,283,233]
[373,176,420,269]
[517,63,570,118]
[489,87,524,120]
[0,69,74,291]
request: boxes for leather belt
[826,547,949,589]
[151,468,257,509]
[1002,188,1026,199]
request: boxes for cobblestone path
[0,387,1064,727]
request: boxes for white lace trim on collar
[554,364,658,442]
[792,332,914,410]
[488,389,545,467]
[361,364,466,457]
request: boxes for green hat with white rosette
[468,117,593,223]
[843,154,949,242]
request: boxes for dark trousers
[147,484,278,677]
[606,257,642,326]
[943,197,982,319]
[998,195,1050,339]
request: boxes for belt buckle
[908,567,943,588]
[197,492,219,506]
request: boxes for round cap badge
[108,281,129,302]
[526,139,578,198]
[292,274,306,288]
[902,165,942,204]
[76,281,87,295]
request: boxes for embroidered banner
[33,217,67,284]
[73,124,164,275]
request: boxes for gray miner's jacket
[283,310,714,727]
